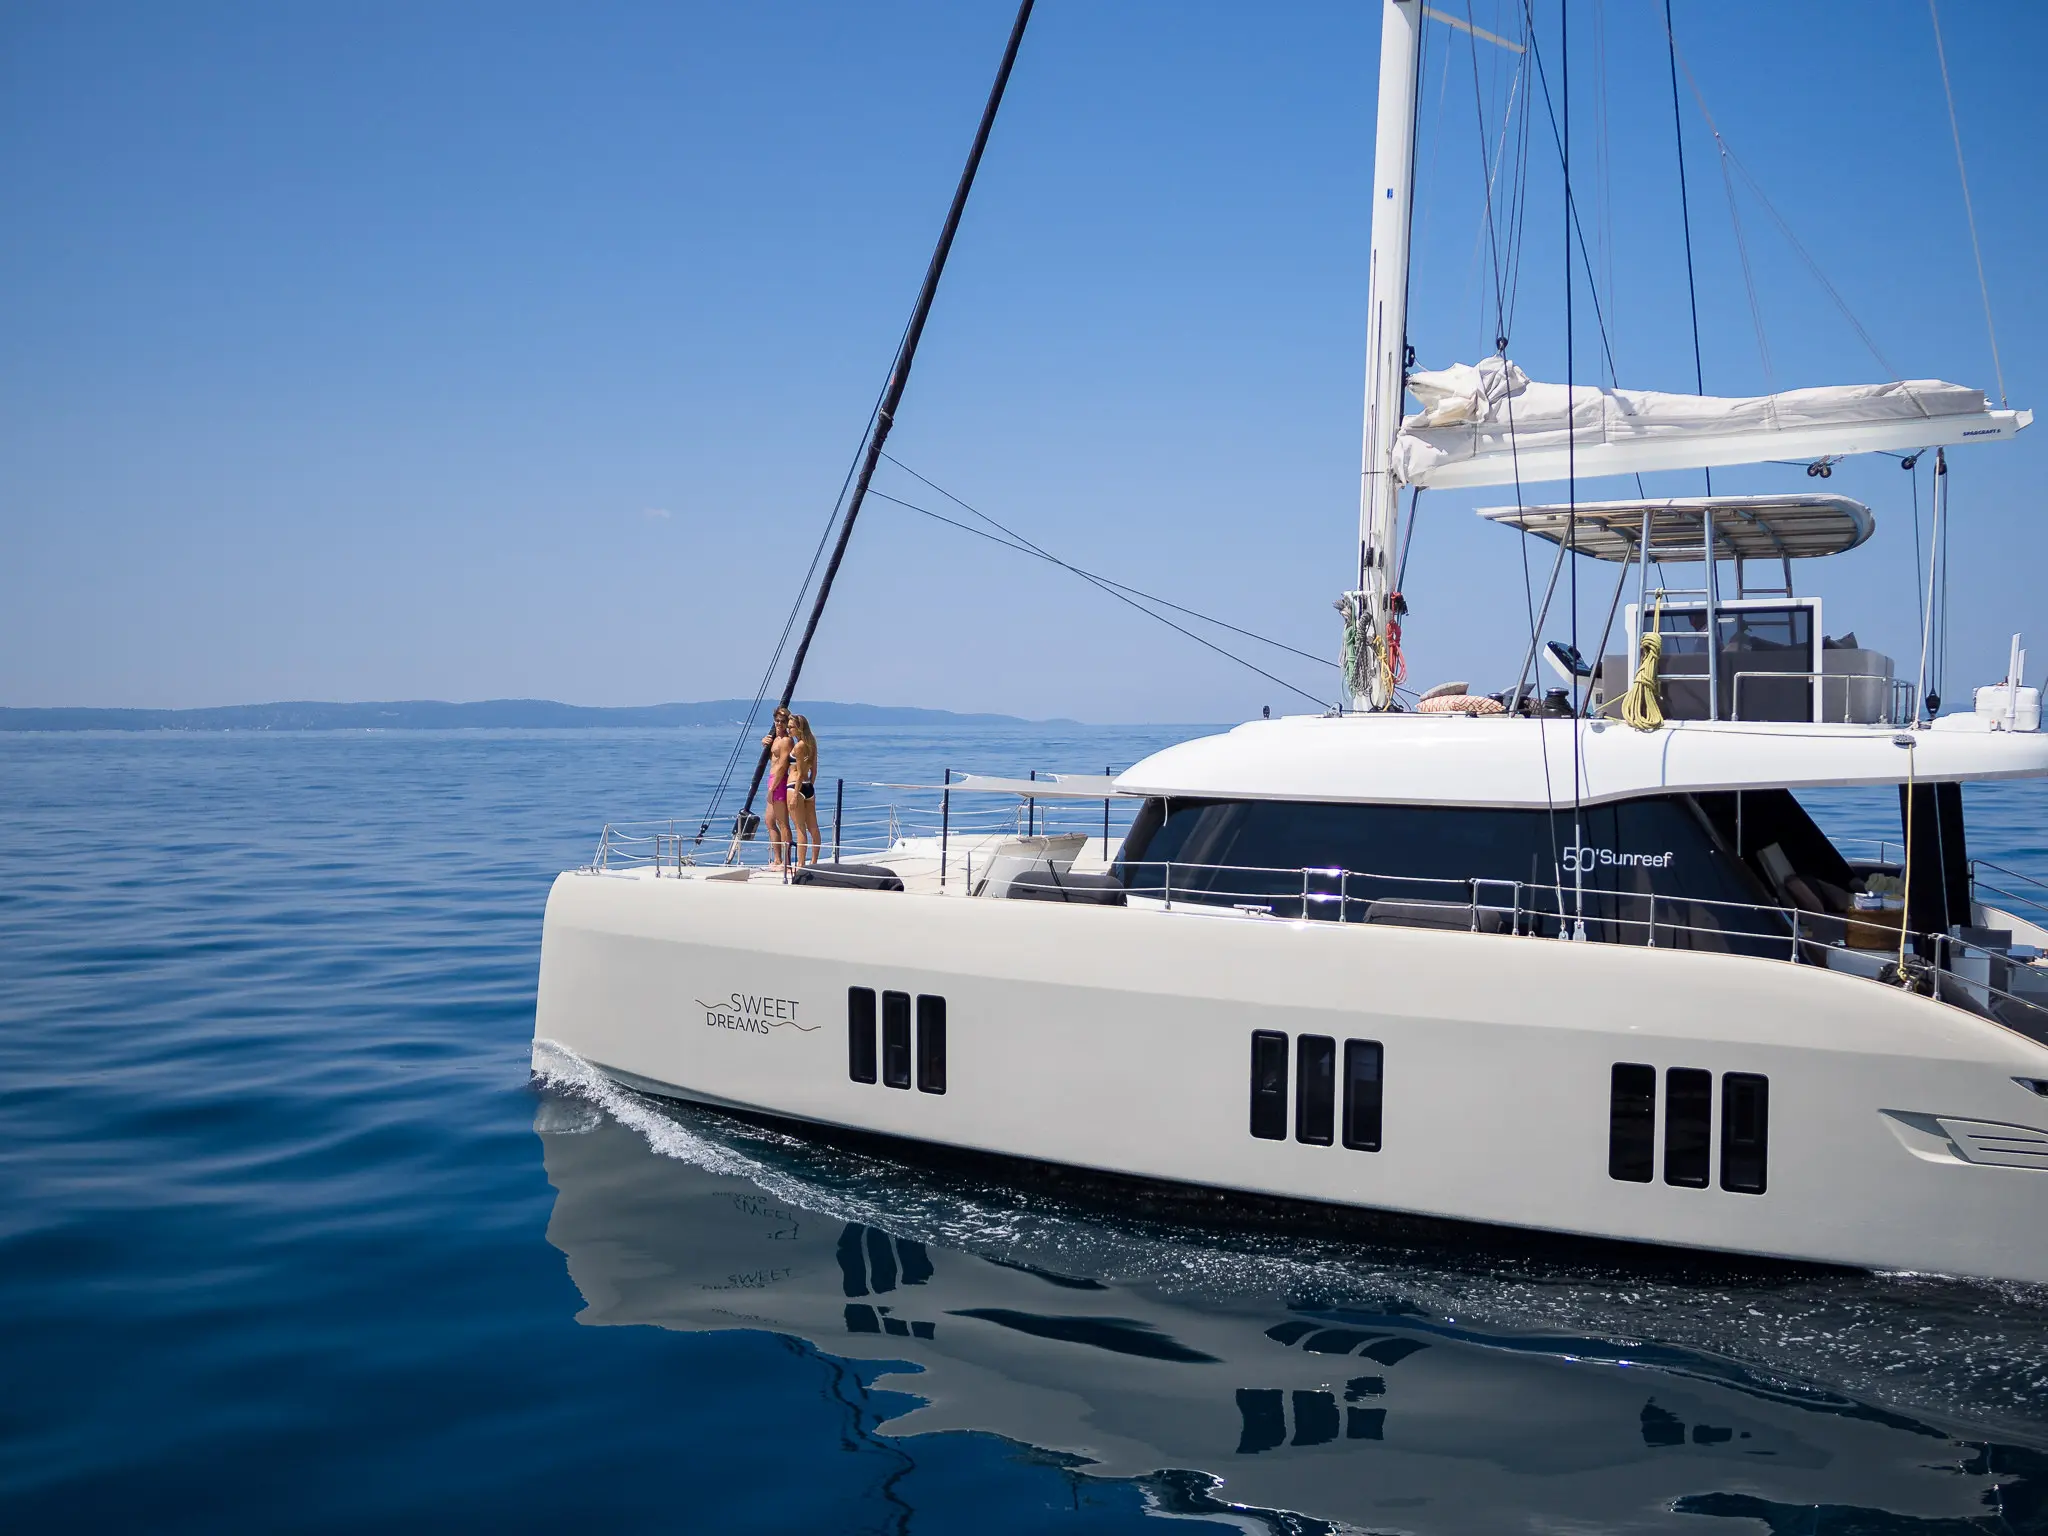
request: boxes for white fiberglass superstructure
[536,1,2048,1285]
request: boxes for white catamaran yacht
[536,1,2048,1285]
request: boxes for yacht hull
[535,870,2048,1285]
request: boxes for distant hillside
[0,699,1069,732]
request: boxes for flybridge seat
[973,833,1089,898]
[1397,359,2028,489]
[1481,493,1903,726]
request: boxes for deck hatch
[882,991,912,1089]
[1609,1063,1657,1182]
[1250,1031,1288,1140]
[848,987,877,1084]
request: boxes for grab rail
[1728,669,1910,726]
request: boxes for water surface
[2,726,2044,1533]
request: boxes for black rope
[1664,0,1711,495]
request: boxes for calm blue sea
[3,725,2046,1534]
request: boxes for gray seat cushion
[790,862,905,892]
[1006,869,1127,906]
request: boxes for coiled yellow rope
[1620,593,1666,732]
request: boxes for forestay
[1392,359,2030,489]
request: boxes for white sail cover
[1392,358,2030,489]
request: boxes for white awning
[1478,493,1874,562]
[1393,360,2030,490]
[946,773,1130,799]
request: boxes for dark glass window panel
[836,1226,870,1297]
[847,987,877,1083]
[1296,1034,1335,1145]
[882,991,912,1089]
[844,1304,880,1334]
[1715,606,1814,722]
[1609,1063,1657,1182]
[1118,793,1782,953]
[1347,1407,1387,1440]
[1249,1031,1288,1140]
[915,994,947,1094]
[1291,1391,1339,1447]
[896,1241,934,1286]
[1235,1389,1286,1455]
[1663,1067,1712,1188]
[1358,1337,1428,1366]
[1343,1039,1384,1151]
[1721,1073,1769,1194]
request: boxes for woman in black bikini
[789,715,821,867]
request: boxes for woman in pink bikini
[762,708,795,870]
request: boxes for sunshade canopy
[1477,493,1875,563]
[1393,359,2028,489]
[944,773,1129,799]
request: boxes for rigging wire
[692,352,903,845]
[1518,10,1631,401]
[1662,31,1908,389]
[1927,0,2007,406]
[1563,0,1585,934]
[864,483,1337,674]
[877,455,1334,709]
[1662,0,1711,495]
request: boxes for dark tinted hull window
[1295,1035,1335,1145]
[1609,1063,1656,1182]
[1721,1073,1769,1194]
[1250,1031,1288,1140]
[848,987,877,1084]
[1342,1040,1383,1152]
[1663,1068,1712,1187]
[916,995,947,1095]
[881,991,912,1089]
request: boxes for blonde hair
[790,715,817,774]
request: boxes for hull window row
[1608,1063,1767,1194]
[1250,1032,1382,1151]
[848,987,946,1094]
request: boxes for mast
[1351,0,1423,711]
[729,0,1034,842]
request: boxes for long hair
[790,715,818,779]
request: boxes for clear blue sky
[3,0,2041,721]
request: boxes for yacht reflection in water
[536,1086,2047,1534]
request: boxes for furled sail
[1392,357,2030,490]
